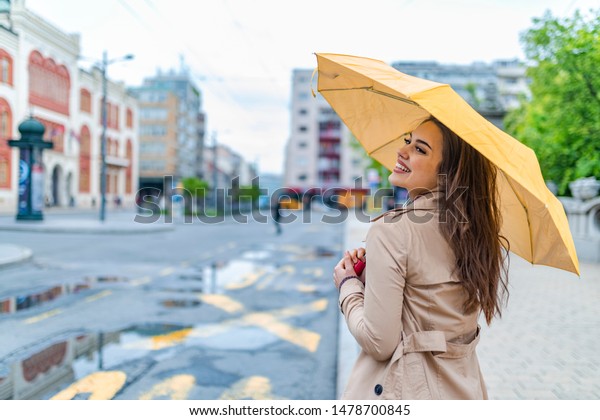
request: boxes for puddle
[161,299,202,308]
[0,275,131,315]
[200,260,275,294]
[0,321,279,400]
[0,283,92,315]
[240,250,272,260]
[85,276,129,283]
[287,246,337,261]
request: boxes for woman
[333,117,509,399]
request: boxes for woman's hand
[348,247,366,266]
[333,248,366,289]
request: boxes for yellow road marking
[139,374,195,400]
[151,328,194,350]
[225,269,265,290]
[159,267,175,277]
[124,299,327,352]
[297,284,317,293]
[199,294,244,313]
[130,276,151,287]
[23,308,62,324]
[219,376,283,400]
[51,371,126,400]
[269,298,328,318]
[242,312,321,352]
[85,290,113,302]
[256,273,275,290]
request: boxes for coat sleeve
[339,220,407,361]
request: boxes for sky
[24,0,599,175]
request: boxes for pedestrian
[333,117,509,399]
[271,195,282,235]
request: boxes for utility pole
[212,131,218,210]
[100,51,108,222]
[98,51,134,222]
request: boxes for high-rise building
[392,59,529,127]
[284,69,367,194]
[129,68,206,195]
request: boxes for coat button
[374,384,383,395]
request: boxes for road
[0,209,345,400]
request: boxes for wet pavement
[0,210,345,400]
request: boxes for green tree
[504,9,600,194]
[181,177,208,214]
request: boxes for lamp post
[99,51,134,222]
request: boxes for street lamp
[99,51,134,222]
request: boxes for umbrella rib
[502,171,535,263]
[319,86,421,106]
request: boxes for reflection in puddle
[0,324,193,400]
[161,299,202,308]
[85,276,129,283]
[0,321,281,400]
[0,283,91,315]
[240,250,272,260]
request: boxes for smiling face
[388,120,444,199]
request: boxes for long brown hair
[426,117,510,325]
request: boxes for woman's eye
[416,147,425,154]
[404,138,410,144]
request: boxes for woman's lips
[393,160,411,173]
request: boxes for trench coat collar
[372,190,444,223]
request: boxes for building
[284,60,529,204]
[204,142,257,190]
[284,69,367,194]
[129,67,206,197]
[0,0,139,214]
[391,59,529,126]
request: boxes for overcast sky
[24,0,598,175]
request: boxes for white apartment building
[284,69,367,194]
[0,0,139,214]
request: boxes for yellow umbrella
[315,52,579,275]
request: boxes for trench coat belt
[391,327,481,362]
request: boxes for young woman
[333,117,509,399]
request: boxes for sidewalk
[339,211,600,399]
[0,210,175,269]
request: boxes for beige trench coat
[339,191,488,400]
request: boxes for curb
[337,213,370,398]
[0,244,33,268]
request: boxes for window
[140,108,168,120]
[28,51,70,115]
[298,126,307,133]
[80,89,91,113]
[126,108,133,128]
[298,142,307,149]
[0,50,13,85]
[298,174,307,181]
[299,108,308,115]
[79,126,91,193]
[0,98,12,189]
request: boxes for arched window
[79,125,91,193]
[0,49,13,86]
[0,97,12,189]
[80,88,91,113]
[126,108,133,128]
[28,50,71,115]
[126,139,133,194]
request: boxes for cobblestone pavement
[341,213,600,400]
[478,256,600,400]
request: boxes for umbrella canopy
[315,52,579,275]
